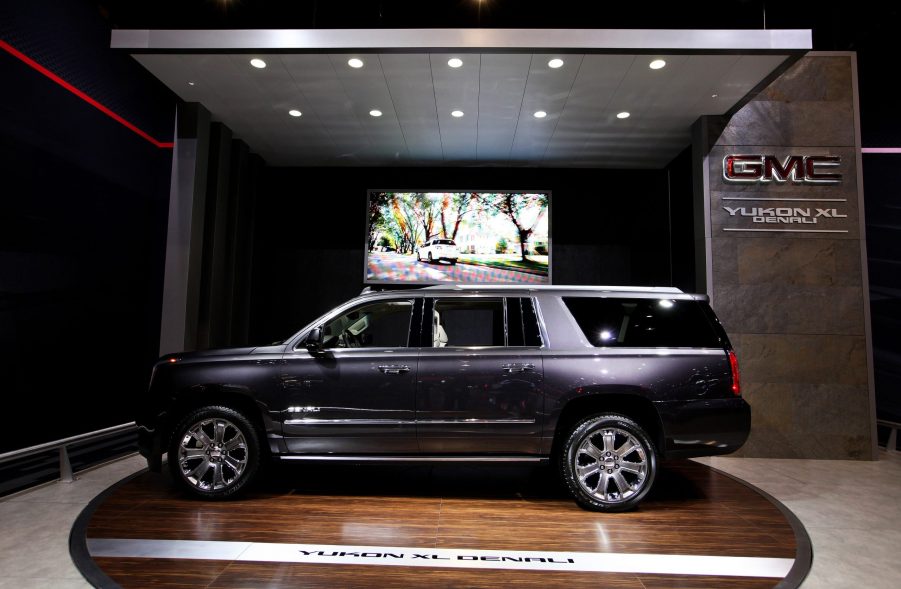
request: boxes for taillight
[728,350,741,396]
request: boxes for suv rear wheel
[560,413,656,512]
[168,406,261,499]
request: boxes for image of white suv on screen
[417,238,459,265]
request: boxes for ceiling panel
[430,53,481,162]
[542,54,636,163]
[281,54,368,163]
[134,50,796,168]
[380,54,443,162]
[328,54,408,163]
[476,53,531,162]
[510,54,583,163]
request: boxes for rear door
[415,296,544,454]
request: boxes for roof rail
[421,284,684,294]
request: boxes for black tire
[559,413,657,512]
[450,260,457,266]
[428,252,433,263]
[168,405,262,500]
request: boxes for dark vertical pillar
[159,103,211,354]
[198,122,234,349]
[159,103,262,352]
[228,144,261,346]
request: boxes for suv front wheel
[168,405,261,499]
[560,413,657,512]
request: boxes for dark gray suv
[138,285,749,511]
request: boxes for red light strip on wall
[0,39,174,149]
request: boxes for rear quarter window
[562,297,722,348]
[506,297,543,347]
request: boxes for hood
[158,347,258,363]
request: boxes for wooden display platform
[72,460,809,588]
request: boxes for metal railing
[0,422,137,483]
[877,419,900,453]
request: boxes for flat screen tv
[365,191,551,285]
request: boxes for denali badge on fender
[137,284,751,512]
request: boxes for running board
[277,455,547,463]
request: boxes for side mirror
[305,327,323,352]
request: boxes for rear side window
[562,297,722,348]
[433,298,505,347]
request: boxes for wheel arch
[550,391,665,462]
[161,385,270,455]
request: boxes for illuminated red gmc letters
[723,155,842,184]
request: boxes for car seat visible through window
[433,311,448,347]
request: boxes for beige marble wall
[699,54,875,459]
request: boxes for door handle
[378,365,410,375]
[502,363,535,374]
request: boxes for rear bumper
[655,397,751,459]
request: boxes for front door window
[321,300,413,349]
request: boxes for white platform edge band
[87,538,793,579]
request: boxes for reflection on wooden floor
[85,461,797,588]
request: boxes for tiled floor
[0,454,146,589]
[695,451,901,589]
[0,452,899,588]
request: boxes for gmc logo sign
[723,155,842,184]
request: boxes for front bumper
[138,425,164,472]
[655,397,751,459]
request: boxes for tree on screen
[413,193,441,240]
[439,193,476,241]
[390,195,423,255]
[482,193,548,261]
[368,192,392,251]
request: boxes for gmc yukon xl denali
[138,285,750,511]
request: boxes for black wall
[0,0,176,452]
[249,166,673,345]
[665,147,695,292]
[864,155,901,421]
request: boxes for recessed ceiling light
[447,58,463,68]
[533,110,547,118]
[649,59,666,70]
[616,111,631,119]
[548,58,564,69]
[451,110,464,118]
[249,58,266,69]
[348,58,364,69]
[711,93,719,98]
[288,110,302,117]
[369,109,383,117]
[187,81,195,86]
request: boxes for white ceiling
[133,46,795,168]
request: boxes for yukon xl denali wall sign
[720,154,850,233]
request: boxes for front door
[280,298,419,454]
[416,297,544,455]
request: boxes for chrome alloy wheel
[574,427,649,504]
[177,418,248,491]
